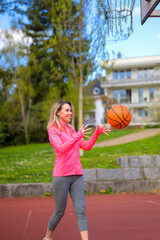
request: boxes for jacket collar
[60,120,67,129]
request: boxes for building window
[126,69,131,79]
[150,87,154,101]
[138,88,143,103]
[144,109,148,117]
[138,109,148,117]
[113,90,119,103]
[120,70,125,80]
[113,71,118,80]
[120,89,131,103]
[148,68,154,77]
[138,68,143,78]
[138,109,143,117]
[137,67,154,78]
[93,87,101,95]
[143,68,148,78]
[113,89,131,104]
[113,69,132,80]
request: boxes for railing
[106,76,160,87]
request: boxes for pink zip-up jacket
[48,122,103,177]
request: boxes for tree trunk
[78,77,83,129]
[18,81,30,145]
[79,66,83,156]
[24,122,29,144]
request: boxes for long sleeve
[48,128,84,154]
[79,126,103,151]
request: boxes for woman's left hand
[97,123,111,136]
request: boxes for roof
[101,55,160,69]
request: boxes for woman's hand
[79,124,92,138]
[97,123,111,136]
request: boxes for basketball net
[99,0,136,37]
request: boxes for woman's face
[57,103,72,123]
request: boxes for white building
[84,56,160,126]
[83,82,105,126]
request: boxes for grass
[0,128,160,184]
[0,143,54,184]
[81,134,160,168]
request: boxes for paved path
[0,194,160,240]
[94,128,160,147]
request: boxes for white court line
[21,210,32,240]
[148,200,160,207]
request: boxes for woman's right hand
[79,124,92,138]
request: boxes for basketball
[107,105,131,129]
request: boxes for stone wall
[84,155,160,193]
[0,155,160,198]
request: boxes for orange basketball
[107,105,131,129]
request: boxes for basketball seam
[107,116,122,124]
[120,105,128,127]
[121,105,131,122]
[111,106,127,127]
[107,116,123,128]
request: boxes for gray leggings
[47,175,88,232]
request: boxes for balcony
[124,102,153,108]
[102,76,160,89]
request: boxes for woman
[43,100,111,240]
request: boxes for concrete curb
[1,180,160,198]
[0,183,53,198]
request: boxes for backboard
[141,0,160,25]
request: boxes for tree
[0,29,33,144]
[0,67,13,145]
[50,0,129,129]
[21,0,73,103]
[21,0,52,103]
[50,0,95,129]
[0,0,132,145]
[20,0,72,141]
[0,1,67,145]
[14,66,34,144]
[0,29,29,71]
[0,0,28,15]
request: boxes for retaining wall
[84,155,160,194]
[0,155,160,198]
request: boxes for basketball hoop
[99,0,136,37]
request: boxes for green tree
[0,0,132,145]
[0,1,65,144]
[20,0,70,141]
[0,0,29,16]
[0,67,13,146]
[21,0,70,102]
[0,29,31,145]
[21,0,52,103]
[50,0,95,129]
[13,66,34,144]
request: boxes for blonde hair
[47,100,74,130]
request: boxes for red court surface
[0,194,160,240]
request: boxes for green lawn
[0,128,160,184]
[81,134,160,168]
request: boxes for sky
[0,0,160,60]
[105,0,160,59]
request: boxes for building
[84,55,160,126]
[83,81,105,126]
[101,55,160,125]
